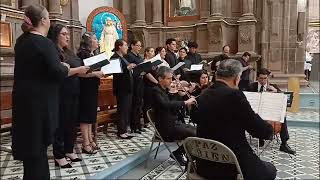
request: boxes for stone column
[122,0,131,25]
[21,0,38,9]
[133,0,146,26]
[200,0,209,21]
[240,0,255,20]
[48,0,62,18]
[152,0,163,26]
[209,0,222,20]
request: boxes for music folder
[101,58,122,74]
[83,53,110,71]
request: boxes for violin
[171,75,198,107]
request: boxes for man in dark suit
[238,52,254,91]
[152,66,196,166]
[197,59,277,180]
[185,41,202,68]
[164,38,178,68]
[210,45,230,82]
[248,68,296,155]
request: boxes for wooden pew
[1,91,12,132]
[93,76,117,142]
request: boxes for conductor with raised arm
[196,59,276,180]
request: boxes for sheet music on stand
[243,92,287,123]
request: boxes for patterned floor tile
[140,127,319,180]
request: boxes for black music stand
[284,92,294,107]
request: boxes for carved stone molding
[208,26,221,45]
[166,31,194,42]
[239,27,252,44]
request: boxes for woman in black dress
[12,5,69,180]
[77,32,104,154]
[47,24,89,168]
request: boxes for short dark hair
[242,52,251,57]
[112,39,126,52]
[47,24,66,45]
[222,45,230,51]
[179,47,188,53]
[257,68,271,77]
[166,38,176,45]
[128,39,141,51]
[187,41,198,48]
[155,46,166,55]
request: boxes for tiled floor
[0,124,154,180]
[139,127,319,180]
[287,109,319,122]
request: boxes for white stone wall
[78,0,113,27]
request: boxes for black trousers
[116,93,133,134]
[260,117,289,144]
[53,94,78,159]
[22,146,49,180]
[170,122,196,154]
[131,77,144,131]
[143,84,154,125]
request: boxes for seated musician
[248,68,296,155]
[197,59,276,180]
[152,66,197,166]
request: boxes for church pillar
[122,0,131,25]
[21,0,38,9]
[152,0,163,26]
[200,0,209,21]
[133,0,146,26]
[241,0,255,20]
[209,0,222,20]
[237,0,256,54]
[48,0,62,18]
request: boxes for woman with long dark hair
[12,5,69,179]
[47,24,89,168]
[77,32,104,154]
[111,39,136,139]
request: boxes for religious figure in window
[172,0,197,17]
[99,17,119,59]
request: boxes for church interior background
[0,0,319,179]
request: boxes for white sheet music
[172,62,185,71]
[101,59,122,74]
[243,92,261,114]
[83,53,108,66]
[190,64,203,71]
[243,92,287,123]
[146,54,161,63]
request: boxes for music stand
[284,92,294,107]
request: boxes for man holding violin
[248,68,295,155]
[152,66,197,166]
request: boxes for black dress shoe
[65,156,82,162]
[139,128,147,132]
[132,129,142,134]
[259,139,265,147]
[118,134,133,139]
[55,160,72,168]
[170,151,186,166]
[280,143,296,155]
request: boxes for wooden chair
[183,137,244,180]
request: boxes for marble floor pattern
[286,109,319,122]
[140,127,319,180]
[0,124,154,180]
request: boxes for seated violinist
[248,68,295,155]
[152,66,197,166]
